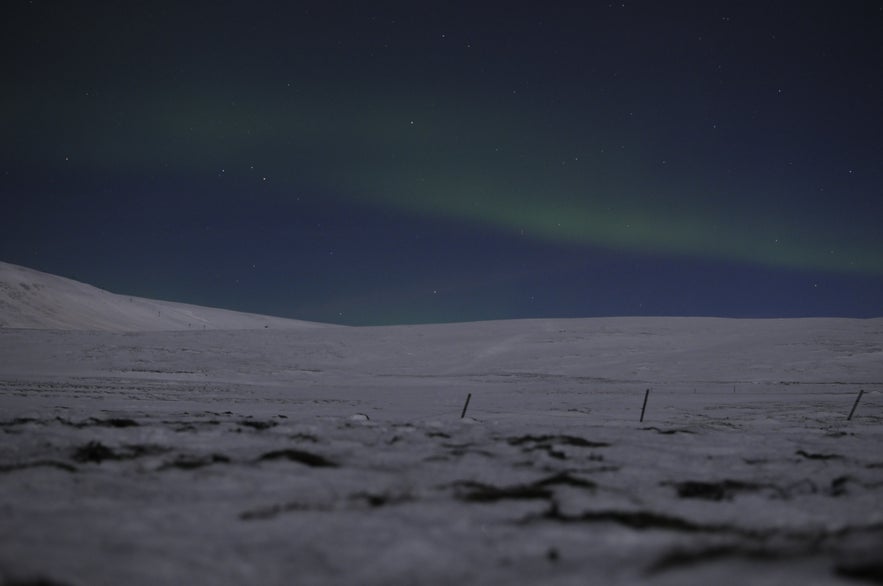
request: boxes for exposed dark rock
[159,454,231,470]
[508,435,609,448]
[667,479,776,501]
[535,471,597,490]
[72,441,117,463]
[238,420,278,431]
[350,491,411,508]
[796,450,843,461]
[452,471,596,503]
[836,560,883,584]
[72,441,167,463]
[643,426,697,435]
[56,417,139,428]
[648,544,800,574]
[453,480,553,502]
[257,449,337,467]
[89,418,139,428]
[830,476,851,497]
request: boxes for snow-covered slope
[0,261,328,331]
[0,268,882,585]
[1,320,882,586]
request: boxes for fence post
[460,393,472,419]
[847,389,865,421]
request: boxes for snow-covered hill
[0,261,329,331]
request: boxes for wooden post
[639,388,650,423]
[461,393,472,419]
[847,389,865,421]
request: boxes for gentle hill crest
[0,261,329,331]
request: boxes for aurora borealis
[3,2,882,324]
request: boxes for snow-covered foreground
[1,316,882,585]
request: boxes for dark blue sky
[3,1,882,324]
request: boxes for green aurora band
[13,85,881,275]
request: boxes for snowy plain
[0,261,881,585]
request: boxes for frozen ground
[1,264,882,585]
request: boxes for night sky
[3,2,882,325]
